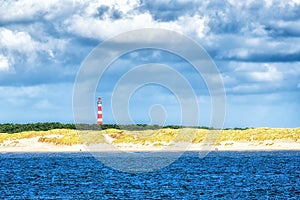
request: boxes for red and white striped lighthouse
[97,97,103,125]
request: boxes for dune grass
[218,128,300,142]
[0,128,299,146]
[0,129,82,146]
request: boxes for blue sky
[0,0,299,128]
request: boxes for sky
[0,0,299,128]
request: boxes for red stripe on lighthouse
[97,97,103,125]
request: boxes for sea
[0,151,299,199]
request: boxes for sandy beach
[1,137,300,152]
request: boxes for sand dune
[1,128,300,152]
[1,137,300,152]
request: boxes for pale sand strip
[1,137,300,152]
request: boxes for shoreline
[1,149,300,153]
[1,138,300,153]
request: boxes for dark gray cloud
[139,0,200,21]
[95,5,123,20]
[220,51,300,62]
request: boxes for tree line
[0,122,76,133]
[1,122,242,134]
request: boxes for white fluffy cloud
[64,12,208,40]
[221,61,300,94]
[0,54,11,71]
[0,0,61,22]
[6,0,206,41]
[0,27,69,69]
[0,28,36,53]
[0,27,38,68]
[248,65,283,82]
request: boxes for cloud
[0,28,38,64]
[64,12,208,40]
[139,0,202,21]
[0,54,11,71]
[0,27,63,66]
[248,65,283,82]
[0,25,73,86]
[0,28,34,51]
[1,1,298,79]
[210,33,300,62]
[222,61,300,94]
[2,0,299,65]
[266,20,300,37]
[0,0,61,23]
[189,0,300,63]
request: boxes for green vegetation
[0,122,76,133]
[0,123,207,133]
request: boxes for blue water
[0,151,299,199]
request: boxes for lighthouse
[97,97,103,125]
